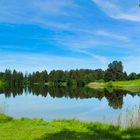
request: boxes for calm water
[0,86,140,123]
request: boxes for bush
[0,114,13,123]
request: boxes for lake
[0,86,140,124]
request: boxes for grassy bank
[0,114,140,140]
[0,80,5,88]
[88,80,140,92]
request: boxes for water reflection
[0,85,140,109]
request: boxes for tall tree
[105,61,124,81]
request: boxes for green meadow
[0,114,140,140]
[88,80,140,92]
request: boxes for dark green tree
[105,61,124,81]
[128,72,137,80]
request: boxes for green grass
[111,80,140,87]
[88,80,140,92]
[0,114,140,140]
[0,80,5,88]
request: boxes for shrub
[0,114,13,123]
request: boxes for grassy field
[111,80,140,87]
[0,114,140,140]
[88,80,140,92]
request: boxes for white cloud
[115,13,140,22]
[0,52,109,72]
[75,49,110,63]
[0,0,77,30]
[92,0,140,22]
[0,50,140,73]
[33,0,78,16]
[60,38,104,49]
[96,30,129,41]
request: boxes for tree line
[0,69,24,87]
[0,61,140,87]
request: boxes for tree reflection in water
[0,85,140,109]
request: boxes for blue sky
[0,0,140,73]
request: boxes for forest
[0,61,140,87]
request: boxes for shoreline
[87,80,140,92]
